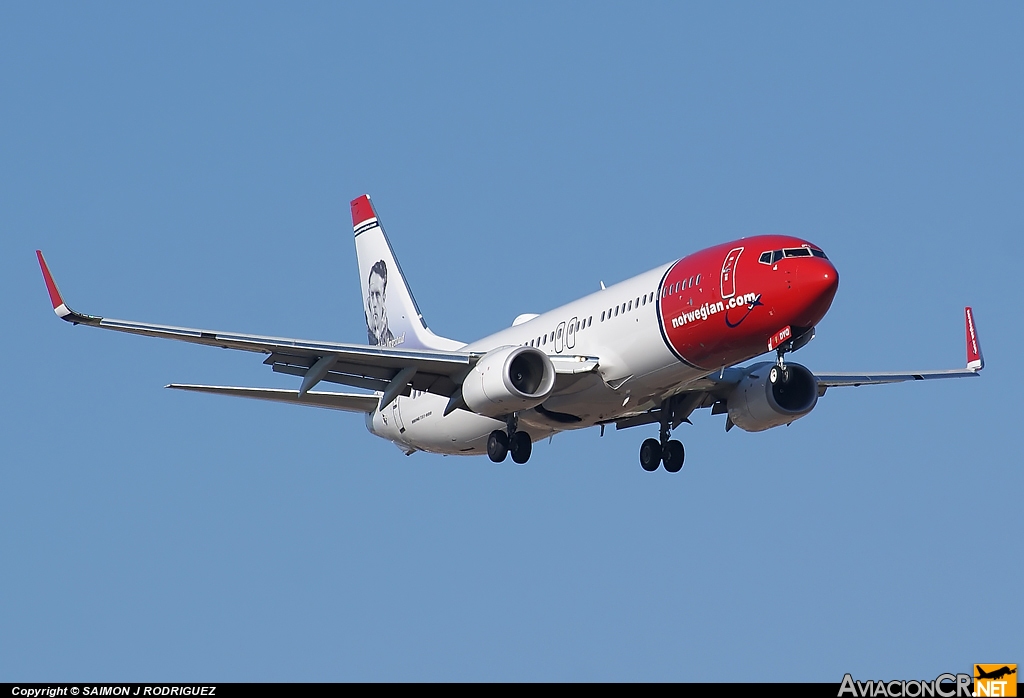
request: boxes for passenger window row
[661,274,700,299]
[600,290,657,322]
[759,247,828,264]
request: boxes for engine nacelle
[727,361,818,432]
[462,346,556,418]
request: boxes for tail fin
[351,195,463,351]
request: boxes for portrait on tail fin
[365,259,394,347]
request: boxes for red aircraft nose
[795,259,839,326]
[811,259,839,295]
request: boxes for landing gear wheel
[487,430,509,463]
[640,438,662,471]
[771,360,791,384]
[662,440,685,473]
[509,431,533,464]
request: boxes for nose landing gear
[638,399,685,473]
[771,342,792,384]
[488,413,533,464]
[769,325,815,385]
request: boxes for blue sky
[1,3,1021,682]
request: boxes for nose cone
[797,259,839,326]
[812,260,839,297]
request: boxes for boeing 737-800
[36,195,985,471]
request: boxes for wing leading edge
[36,250,475,401]
[36,251,600,411]
[814,307,984,391]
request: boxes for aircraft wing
[37,250,478,399]
[165,385,380,412]
[813,307,984,393]
[37,251,598,411]
[614,307,984,430]
[673,307,984,397]
[813,368,979,390]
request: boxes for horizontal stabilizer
[166,384,379,413]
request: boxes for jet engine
[462,346,556,418]
[726,361,818,432]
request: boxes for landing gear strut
[770,343,792,385]
[638,398,685,473]
[488,413,533,464]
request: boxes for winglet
[36,250,75,319]
[35,251,99,324]
[965,306,984,371]
[351,194,377,231]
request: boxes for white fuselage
[367,263,714,455]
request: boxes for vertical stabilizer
[351,195,463,351]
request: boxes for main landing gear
[488,414,533,464]
[639,400,685,473]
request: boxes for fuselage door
[721,247,743,299]
[566,316,577,350]
[555,321,566,353]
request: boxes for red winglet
[965,307,984,371]
[36,250,66,310]
[350,195,376,228]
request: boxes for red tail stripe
[350,195,376,227]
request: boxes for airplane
[35,194,985,471]
[976,666,1016,681]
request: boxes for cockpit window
[761,247,827,263]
